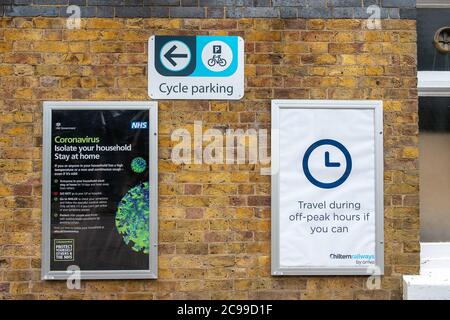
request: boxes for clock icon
[302,139,352,189]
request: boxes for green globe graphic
[131,157,147,173]
[115,182,149,254]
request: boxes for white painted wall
[403,243,450,300]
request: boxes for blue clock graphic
[302,139,352,189]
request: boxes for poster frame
[41,101,158,280]
[271,100,384,276]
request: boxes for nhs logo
[131,122,148,129]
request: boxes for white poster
[272,100,384,275]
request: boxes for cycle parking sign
[148,35,244,100]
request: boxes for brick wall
[0,17,419,299]
[1,1,416,19]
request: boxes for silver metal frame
[417,0,450,8]
[271,100,384,276]
[418,71,450,97]
[41,101,158,280]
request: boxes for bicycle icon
[208,55,227,67]
[207,45,227,67]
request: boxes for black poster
[48,109,151,272]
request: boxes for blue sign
[302,139,352,189]
[149,35,244,100]
[154,36,239,78]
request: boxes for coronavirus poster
[41,102,158,280]
[271,100,384,276]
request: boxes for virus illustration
[131,157,147,173]
[115,182,150,254]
